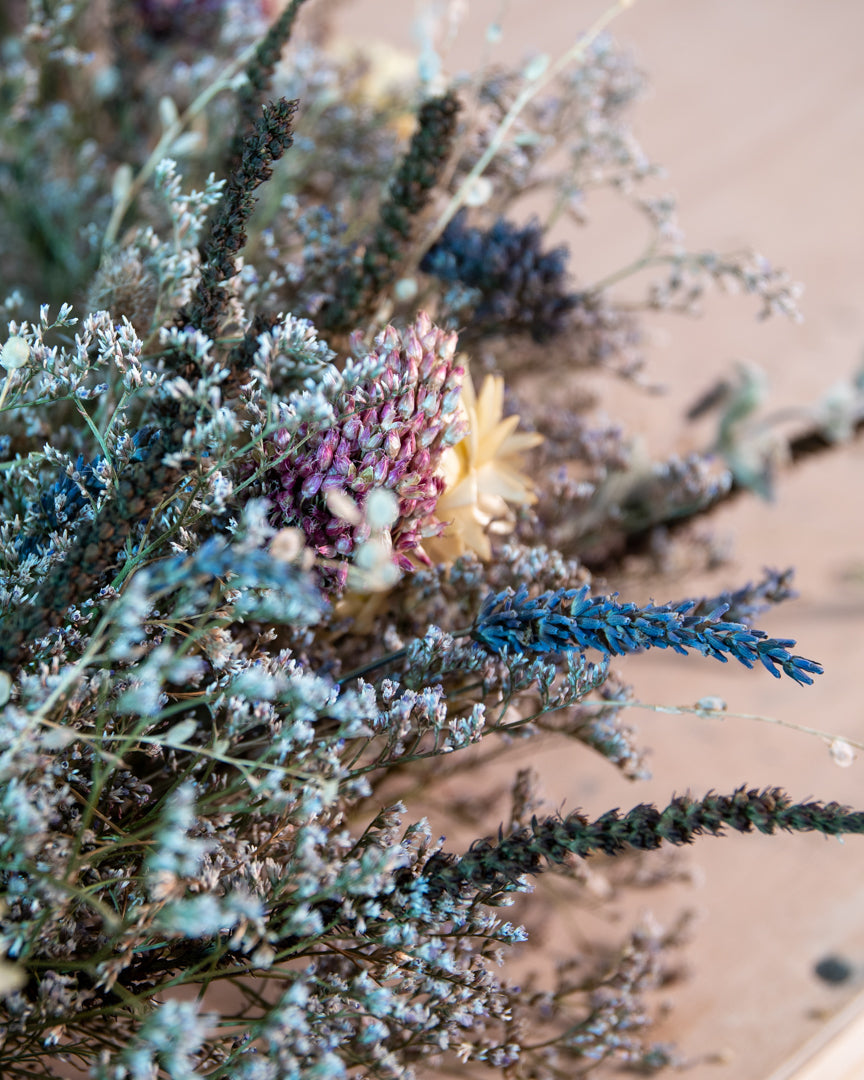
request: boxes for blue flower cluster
[470,584,823,685]
[420,209,579,342]
[143,535,327,626]
[18,427,158,558]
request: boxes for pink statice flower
[268,312,465,580]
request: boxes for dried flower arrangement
[1,1,863,1077]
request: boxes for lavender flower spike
[470,584,823,685]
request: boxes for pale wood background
[332,2,864,1076]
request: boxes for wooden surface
[335,2,864,1077]
[767,990,864,1080]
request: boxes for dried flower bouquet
[0,1,862,1077]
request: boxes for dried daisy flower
[268,312,465,579]
[426,367,543,562]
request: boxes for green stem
[102,40,261,250]
[336,647,410,686]
[337,625,475,686]
[418,0,639,260]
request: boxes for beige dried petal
[431,369,541,562]
[0,960,26,998]
[270,527,306,563]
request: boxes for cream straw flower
[426,366,543,562]
[337,366,541,631]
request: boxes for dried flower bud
[0,335,29,370]
[268,313,465,580]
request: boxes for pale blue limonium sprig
[113,999,218,1080]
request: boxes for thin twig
[416,0,639,261]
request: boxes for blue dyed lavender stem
[470,585,823,686]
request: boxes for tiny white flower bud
[830,738,856,768]
[365,488,399,531]
[0,336,29,370]
[521,53,550,82]
[325,488,362,525]
[112,163,133,205]
[465,176,493,207]
[158,95,180,131]
[394,277,418,302]
[164,719,198,747]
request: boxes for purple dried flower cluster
[267,312,465,570]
